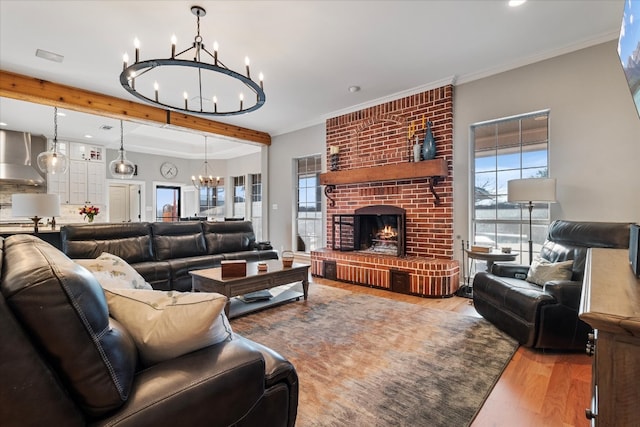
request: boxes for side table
[457,248,517,298]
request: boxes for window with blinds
[471,110,550,264]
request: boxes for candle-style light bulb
[184,91,188,109]
[134,38,140,62]
[213,96,218,113]
[239,93,244,110]
[171,34,177,58]
[213,41,219,65]
[154,82,159,101]
[122,53,129,70]
[245,56,251,78]
[259,72,264,90]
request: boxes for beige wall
[453,40,640,252]
[266,40,640,258]
[267,124,325,254]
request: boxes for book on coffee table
[238,290,274,303]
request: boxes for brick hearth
[312,85,459,297]
[311,249,459,297]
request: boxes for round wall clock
[160,161,178,179]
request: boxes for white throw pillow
[103,289,232,365]
[525,257,574,286]
[75,252,153,290]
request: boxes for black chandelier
[119,5,265,116]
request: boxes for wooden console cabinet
[579,248,640,427]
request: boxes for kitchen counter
[0,226,60,233]
[0,227,62,250]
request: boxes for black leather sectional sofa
[61,220,278,291]
[0,234,298,426]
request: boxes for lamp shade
[12,193,61,218]
[507,178,557,203]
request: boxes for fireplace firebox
[332,205,406,257]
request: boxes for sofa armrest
[542,280,583,310]
[237,336,299,427]
[491,263,530,279]
[95,337,266,427]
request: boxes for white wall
[267,124,326,254]
[453,41,640,253]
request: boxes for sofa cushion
[62,222,154,263]
[547,220,632,248]
[129,260,172,290]
[151,221,207,260]
[0,235,137,418]
[542,220,631,281]
[103,288,232,366]
[0,280,86,426]
[203,221,257,254]
[75,252,153,290]
[526,257,573,286]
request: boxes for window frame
[470,110,551,264]
[294,155,322,254]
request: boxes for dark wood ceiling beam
[0,69,271,146]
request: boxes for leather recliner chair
[472,220,631,350]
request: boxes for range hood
[0,130,46,186]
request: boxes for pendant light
[191,136,217,189]
[109,120,135,179]
[37,106,69,174]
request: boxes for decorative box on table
[221,260,247,278]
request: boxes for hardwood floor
[310,276,592,427]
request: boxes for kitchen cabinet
[69,143,104,162]
[47,141,105,205]
[69,160,105,205]
[47,170,69,203]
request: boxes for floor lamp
[507,178,556,264]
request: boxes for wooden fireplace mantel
[319,158,448,205]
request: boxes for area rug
[231,283,519,427]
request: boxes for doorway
[155,185,181,222]
[108,182,143,222]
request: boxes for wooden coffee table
[190,259,310,318]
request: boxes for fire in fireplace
[332,205,406,256]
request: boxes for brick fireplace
[311,85,459,297]
[333,204,406,257]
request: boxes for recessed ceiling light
[348,86,361,93]
[0,122,7,127]
[84,134,93,139]
[35,49,64,63]
[56,111,66,117]
[508,0,526,7]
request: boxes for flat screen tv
[618,0,640,120]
